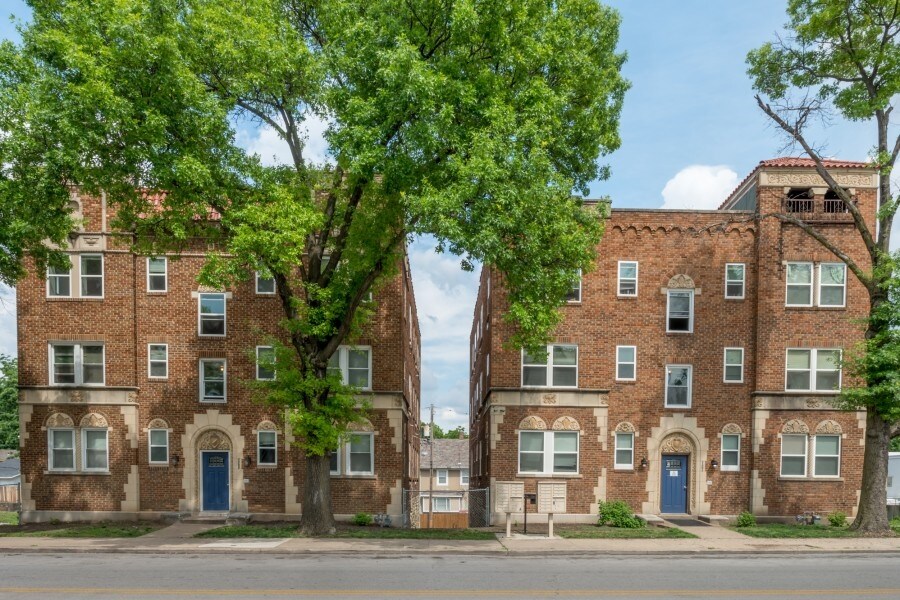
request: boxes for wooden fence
[421,512,469,529]
[0,484,19,507]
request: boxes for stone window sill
[331,474,376,480]
[44,470,110,476]
[516,473,582,479]
[784,306,846,311]
[778,477,844,482]
[613,467,634,472]
[46,297,104,302]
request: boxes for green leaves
[0,356,18,449]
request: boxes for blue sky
[0,1,884,430]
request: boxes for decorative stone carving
[257,420,278,432]
[198,430,232,451]
[722,423,742,435]
[598,396,609,407]
[552,416,580,431]
[68,390,83,403]
[816,420,843,435]
[541,393,558,405]
[766,172,874,188]
[754,398,764,408]
[126,392,138,403]
[393,397,402,408]
[782,419,810,434]
[805,398,821,409]
[518,415,547,430]
[667,274,696,289]
[661,434,692,454]
[615,422,636,433]
[80,413,109,428]
[45,413,74,428]
[147,418,169,430]
[347,418,374,432]
[81,236,100,247]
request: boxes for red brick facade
[17,192,420,522]
[470,160,876,522]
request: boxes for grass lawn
[196,524,496,540]
[0,512,17,526]
[732,523,856,538]
[0,522,161,538]
[556,525,696,539]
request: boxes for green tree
[748,0,900,533]
[0,356,18,449]
[0,0,627,533]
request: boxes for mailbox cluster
[495,481,567,537]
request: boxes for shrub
[735,511,756,528]
[827,511,847,528]
[351,512,373,526]
[597,500,644,529]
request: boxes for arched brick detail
[518,416,547,430]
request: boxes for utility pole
[428,403,434,529]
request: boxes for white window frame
[614,432,634,469]
[780,433,808,477]
[256,346,276,381]
[723,347,744,383]
[460,469,469,486]
[664,364,692,409]
[147,257,168,292]
[329,449,341,476]
[197,293,227,337]
[255,271,276,295]
[48,429,76,472]
[199,359,227,403]
[148,343,168,379]
[47,264,73,298]
[521,344,578,389]
[149,429,169,465]
[813,434,841,478]
[81,428,109,472]
[566,270,582,303]
[725,263,745,299]
[49,343,105,386]
[327,346,373,390]
[721,433,740,472]
[785,262,814,307]
[436,468,448,485]
[432,496,452,512]
[257,430,277,466]
[517,430,580,475]
[785,348,842,393]
[346,432,374,476]
[666,290,694,333]
[617,261,638,297]
[817,263,847,308]
[79,254,104,298]
[616,345,636,381]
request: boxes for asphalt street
[0,552,898,599]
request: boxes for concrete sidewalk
[2,521,900,556]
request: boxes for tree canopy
[0,356,17,450]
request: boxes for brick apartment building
[470,158,877,523]
[16,192,421,523]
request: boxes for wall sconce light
[171,453,180,467]
[244,455,253,468]
[710,459,719,470]
[640,457,648,469]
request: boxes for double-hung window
[667,290,693,332]
[258,431,277,466]
[785,349,841,392]
[47,264,72,297]
[256,346,276,380]
[618,261,638,297]
[616,346,636,381]
[50,343,105,385]
[80,254,104,297]
[46,255,103,298]
[565,270,582,303]
[48,429,76,471]
[327,346,372,389]
[818,263,846,307]
[786,262,813,306]
[149,429,169,464]
[664,365,692,408]
[82,429,109,471]
[200,359,227,402]
[721,434,740,471]
[147,257,167,292]
[522,344,578,388]
[198,293,226,336]
[255,271,276,295]
[723,348,744,383]
[148,344,168,379]
[432,497,451,512]
[518,430,579,474]
[814,435,840,477]
[614,432,634,469]
[460,469,469,486]
[347,433,374,475]
[436,469,448,485]
[781,434,808,477]
[725,263,745,299]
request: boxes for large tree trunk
[851,410,891,534]
[299,452,336,535]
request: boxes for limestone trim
[387,409,404,453]
[592,467,608,506]
[721,423,743,435]
[594,407,609,451]
[198,430,232,450]
[759,170,877,189]
[44,412,74,429]
[750,469,769,515]
[615,421,636,433]
[518,415,547,431]
[253,420,279,434]
[752,410,770,454]
[348,417,375,433]
[147,418,170,430]
[490,406,505,451]
[856,411,867,447]
[180,410,248,513]
[121,465,140,512]
[782,419,810,434]
[551,416,580,431]
[120,405,139,449]
[643,415,710,515]
[386,478,403,517]
[667,274,695,289]
[488,389,609,409]
[19,403,33,447]
[79,412,109,428]
[285,467,301,515]
[815,420,842,435]
[19,387,139,406]
[751,394,840,411]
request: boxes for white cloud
[237,113,333,167]
[660,165,739,210]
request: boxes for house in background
[470,158,876,523]
[16,190,421,523]
[888,453,900,505]
[419,438,469,523]
[0,456,20,509]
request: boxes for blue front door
[202,451,229,511]
[660,454,688,513]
